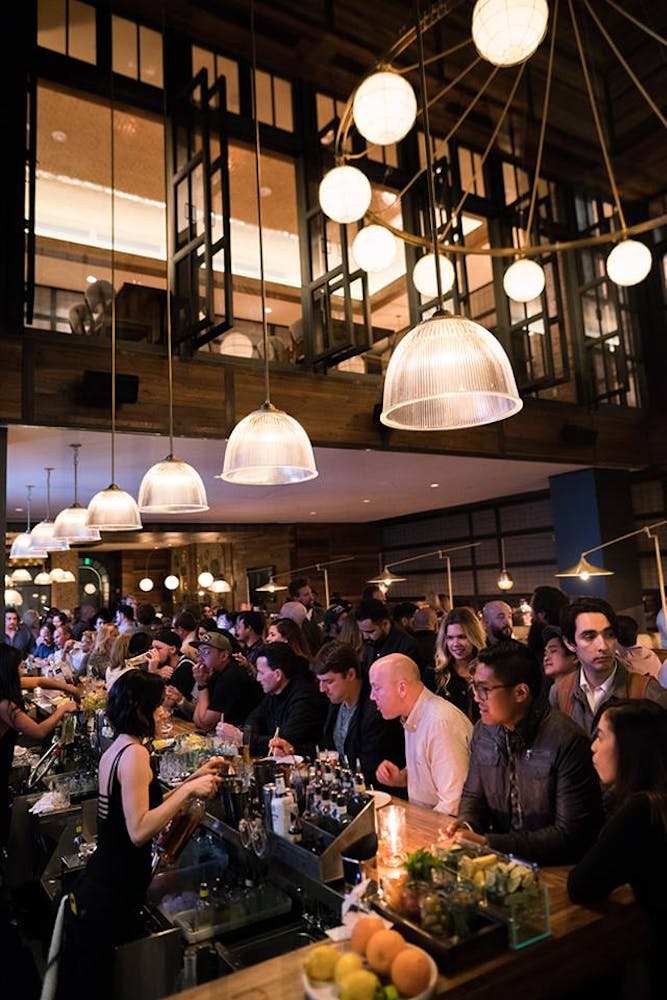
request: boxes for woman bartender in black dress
[56,669,222,998]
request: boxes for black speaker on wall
[560,424,598,446]
[79,370,139,407]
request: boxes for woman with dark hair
[266,616,312,669]
[568,700,667,996]
[0,643,77,849]
[55,670,222,998]
[429,607,486,722]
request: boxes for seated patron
[191,631,262,732]
[567,700,667,998]
[447,640,603,865]
[356,600,421,675]
[370,653,472,815]
[314,640,406,796]
[218,643,326,759]
[428,606,486,723]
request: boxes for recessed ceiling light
[15,507,23,512]
[430,483,440,488]
[309,511,317,515]
[51,130,67,143]
[362,499,371,503]
[264,306,273,314]
[260,185,272,198]
[86,274,97,284]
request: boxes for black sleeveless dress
[56,742,163,999]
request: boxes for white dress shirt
[579,665,617,715]
[402,686,473,815]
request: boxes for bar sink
[216,921,324,972]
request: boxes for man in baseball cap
[191,631,261,732]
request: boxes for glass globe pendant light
[53,444,101,543]
[352,225,397,272]
[605,239,652,287]
[412,252,455,298]
[381,9,522,432]
[472,0,549,67]
[138,79,209,514]
[503,257,546,302]
[352,69,417,145]
[209,578,232,595]
[497,540,514,590]
[10,485,47,560]
[319,165,372,225]
[164,574,180,591]
[30,468,70,552]
[221,0,317,487]
[86,90,142,532]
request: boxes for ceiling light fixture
[209,578,232,594]
[221,0,317,486]
[497,539,515,591]
[30,468,70,552]
[53,443,102,543]
[366,566,407,587]
[198,571,214,588]
[472,0,549,67]
[34,569,53,586]
[164,574,180,591]
[375,543,481,608]
[137,61,209,515]
[4,588,23,607]
[256,576,288,594]
[10,485,47,560]
[10,568,33,583]
[379,3,523,432]
[139,547,159,593]
[86,83,142,533]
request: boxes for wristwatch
[196,683,208,690]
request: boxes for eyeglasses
[471,682,514,702]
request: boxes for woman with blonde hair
[104,632,134,691]
[87,623,119,680]
[430,606,486,721]
[337,615,363,658]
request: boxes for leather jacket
[457,698,603,865]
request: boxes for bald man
[482,601,513,645]
[369,654,472,815]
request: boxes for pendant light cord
[44,468,53,521]
[415,0,444,309]
[109,57,117,483]
[162,6,176,455]
[250,0,271,404]
[525,0,558,245]
[70,444,80,505]
[26,485,34,533]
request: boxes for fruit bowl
[301,942,437,1000]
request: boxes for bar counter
[165,796,650,1000]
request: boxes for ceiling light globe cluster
[352,70,417,146]
[472,0,549,67]
[319,165,372,225]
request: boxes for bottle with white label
[270,774,294,839]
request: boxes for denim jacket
[457,699,603,865]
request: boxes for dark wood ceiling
[123,1,666,200]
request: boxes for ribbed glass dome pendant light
[53,443,101,543]
[86,91,142,532]
[30,468,70,552]
[221,0,317,486]
[138,62,209,514]
[380,3,522,432]
[10,485,47,560]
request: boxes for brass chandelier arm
[569,0,627,231]
[525,0,559,244]
[583,0,667,130]
[440,61,526,245]
[364,210,667,257]
[399,36,473,74]
[603,0,667,46]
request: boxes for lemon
[334,951,364,985]
[303,943,340,982]
[338,969,381,1000]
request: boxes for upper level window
[192,47,240,115]
[256,70,293,132]
[112,16,163,87]
[38,0,96,64]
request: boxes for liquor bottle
[270,775,293,838]
[159,795,207,862]
[335,792,351,829]
[72,820,85,853]
[195,881,213,929]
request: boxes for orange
[391,946,432,996]
[365,928,408,975]
[350,913,385,956]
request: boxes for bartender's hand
[191,756,227,779]
[56,699,78,716]
[184,772,222,799]
[375,760,407,787]
[269,736,294,757]
[216,721,243,746]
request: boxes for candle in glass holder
[378,804,406,867]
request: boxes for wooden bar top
[165,797,650,1000]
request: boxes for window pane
[69,0,96,64]
[140,26,163,88]
[273,77,293,132]
[112,15,137,79]
[217,56,240,114]
[38,0,67,54]
[255,70,273,125]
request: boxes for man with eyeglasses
[446,639,603,864]
[551,597,667,738]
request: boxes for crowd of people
[1,577,667,997]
